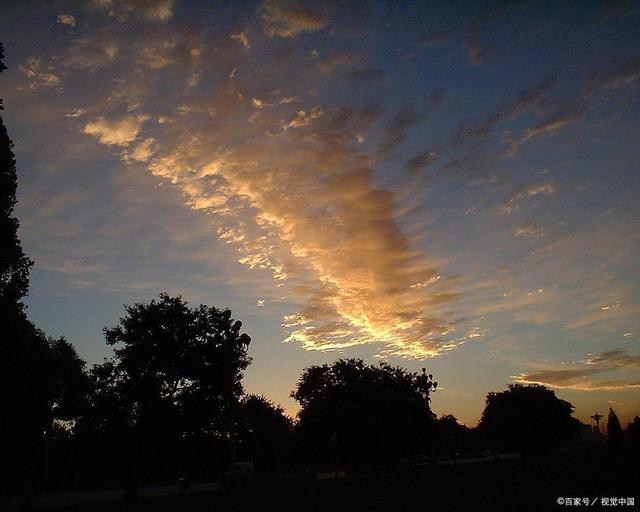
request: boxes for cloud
[93,0,175,22]
[499,182,556,214]
[64,36,119,70]
[375,106,424,159]
[261,0,326,38]
[340,67,386,85]
[466,0,526,65]
[124,137,156,162]
[317,51,360,74]
[595,0,639,22]
[399,31,450,61]
[514,349,640,391]
[57,14,76,27]
[230,32,251,50]
[284,106,323,129]
[505,106,585,156]
[83,115,148,146]
[453,77,556,143]
[514,220,545,237]
[585,349,640,368]
[526,183,555,196]
[143,96,456,357]
[591,56,640,91]
[403,150,437,174]
[19,56,61,90]
[514,369,640,391]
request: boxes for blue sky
[1,0,639,425]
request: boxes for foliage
[606,408,623,447]
[0,45,32,311]
[236,395,293,471]
[478,384,579,454]
[292,358,437,467]
[627,416,640,451]
[0,313,87,495]
[0,45,86,499]
[71,294,254,481]
[102,293,252,435]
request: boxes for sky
[1,0,639,426]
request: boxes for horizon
[1,0,639,427]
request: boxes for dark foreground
[48,447,638,512]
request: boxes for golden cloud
[83,115,148,146]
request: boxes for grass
[51,447,638,512]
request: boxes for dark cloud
[586,349,640,368]
[589,56,640,91]
[595,0,639,23]
[515,349,640,390]
[466,0,528,65]
[374,106,424,160]
[453,76,556,144]
[260,0,327,38]
[403,149,437,174]
[340,67,386,84]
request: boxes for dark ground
[49,447,638,512]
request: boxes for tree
[606,408,623,448]
[236,395,293,472]
[478,384,579,454]
[627,416,640,451]
[0,43,87,499]
[435,414,471,457]
[0,322,87,496]
[94,294,252,479]
[292,359,437,469]
[0,42,32,312]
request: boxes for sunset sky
[1,0,639,426]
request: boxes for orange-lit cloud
[514,349,640,390]
[260,0,327,38]
[83,115,148,146]
[93,0,175,22]
[57,14,76,27]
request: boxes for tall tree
[478,384,579,454]
[606,407,623,448]
[92,294,252,479]
[292,359,437,469]
[0,42,32,312]
[0,45,88,499]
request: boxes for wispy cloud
[260,0,326,38]
[514,349,640,391]
[19,56,62,91]
[92,0,175,22]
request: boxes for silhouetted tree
[88,294,252,481]
[1,322,87,496]
[292,359,437,470]
[0,43,32,312]
[0,44,88,500]
[435,414,471,457]
[236,395,293,472]
[627,416,640,452]
[478,384,579,454]
[607,408,623,448]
